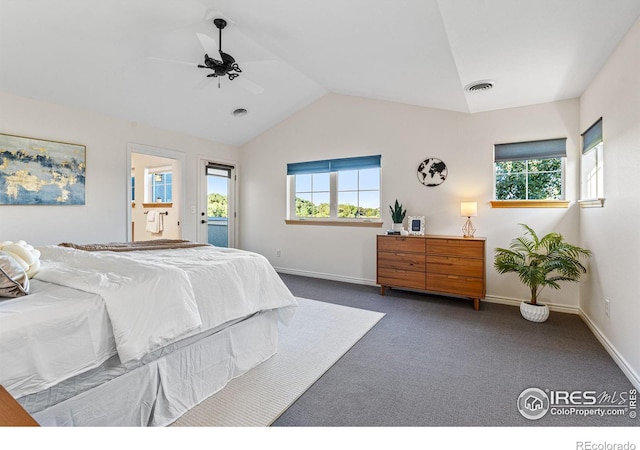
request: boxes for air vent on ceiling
[464,80,494,93]
[232,108,248,117]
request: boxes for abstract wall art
[0,133,86,205]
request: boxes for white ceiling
[1,0,639,146]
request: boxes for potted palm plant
[494,224,591,322]
[389,199,406,232]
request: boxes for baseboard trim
[484,295,579,315]
[578,309,640,390]
[275,267,377,287]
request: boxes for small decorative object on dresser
[407,216,425,235]
[389,199,406,232]
[376,234,486,310]
[493,224,591,322]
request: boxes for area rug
[170,297,385,427]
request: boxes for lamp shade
[460,202,477,217]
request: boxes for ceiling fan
[197,18,242,85]
[147,14,267,94]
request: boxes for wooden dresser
[376,234,486,310]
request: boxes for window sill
[578,198,605,208]
[143,202,173,208]
[490,200,569,208]
[285,219,384,228]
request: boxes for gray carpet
[273,274,637,427]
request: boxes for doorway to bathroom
[127,143,185,242]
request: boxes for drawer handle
[447,275,459,279]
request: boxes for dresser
[376,234,486,310]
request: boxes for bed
[0,240,298,426]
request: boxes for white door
[200,161,236,247]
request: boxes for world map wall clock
[417,157,448,187]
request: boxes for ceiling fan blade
[146,56,197,67]
[196,32,220,60]
[235,76,264,95]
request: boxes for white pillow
[0,240,41,278]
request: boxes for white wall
[240,93,582,308]
[0,91,238,245]
[579,17,640,386]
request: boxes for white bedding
[0,280,117,398]
[0,244,296,401]
[34,244,297,366]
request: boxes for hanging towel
[145,211,163,234]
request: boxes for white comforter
[34,244,297,366]
[0,280,117,398]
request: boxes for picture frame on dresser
[408,216,425,235]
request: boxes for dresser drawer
[426,273,484,298]
[378,252,425,272]
[378,268,426,290]
[426,255,483,277]
[426,238,484,258]
[377,236,426,253]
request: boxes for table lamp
[460,202,477,238]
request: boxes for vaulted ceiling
[1,0,639,146]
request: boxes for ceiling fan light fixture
[199,17,242,84]
[464,80,494,93]
[232,108,248,117]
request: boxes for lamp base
[462,217,476,238]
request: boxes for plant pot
[520,301,549,323]
[392,223,403,232]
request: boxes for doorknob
[201,220,206,224]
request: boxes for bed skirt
[30,309,279,426]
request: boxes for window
[294,172,330,217]
[287,155,381,221]
[494,138,566,201]
[580,118,604,206]
[148,168,172,203]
